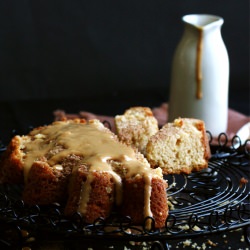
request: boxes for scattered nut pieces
[207,239,217,247]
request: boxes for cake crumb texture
[115,107,159,155]
[146,118,211,174]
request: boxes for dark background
[0,0,249,114]
[0,2,249,249]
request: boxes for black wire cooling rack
[0,133,249,250]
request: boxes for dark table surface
[0,91,249,250]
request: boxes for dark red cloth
[54,103,250,141]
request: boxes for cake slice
[146,118,211,174]
[115,107,159,155]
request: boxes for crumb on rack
[239,177,248,188]
[207,239,217,247]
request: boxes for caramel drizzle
[196,28,203,99]
[22,120,162,225]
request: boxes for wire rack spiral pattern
[0,134,249,249]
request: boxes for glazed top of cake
[21,119,163,217]
[24,119,162,176]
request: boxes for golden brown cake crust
[65,169,115,223]
[0,135,25,184]
[23,160,70,205]
[121,177,145,225]
[150,178,168,228]
[122,176,168,228]
[64,167,87,217]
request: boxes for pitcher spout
[183,14,224,30]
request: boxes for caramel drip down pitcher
[169,14,229,136]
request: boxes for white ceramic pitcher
[168,14,229,136]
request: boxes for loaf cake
[146,118,211,174]
[0,119,168,228]
[114,107,159,155]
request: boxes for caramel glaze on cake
[0,119,168,228]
